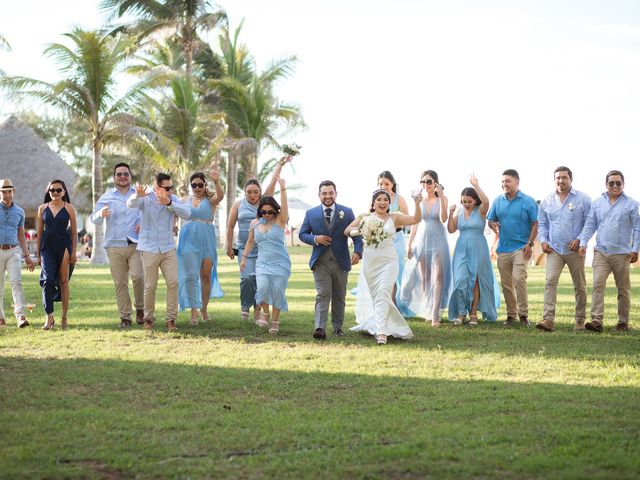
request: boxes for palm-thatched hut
[0,115,87,229]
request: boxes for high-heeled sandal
[61,317,68,330]
[452,316,465,326]
[241,309,250,321]
[377,334,387,345]
[269,319,280,334]
[431,320,441,328]
[42,315,55,330]
[256,312,269,328]
[189,312,199,326]
[201,311,210,323]
[469,315,478,326]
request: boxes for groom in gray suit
[299,180,363,339]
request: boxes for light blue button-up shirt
[487,190,538,253]
[127,192,191,253]
[90,187,141,249]
[579,192,640,255]
[0,202,25,245]
[538,188,591,256]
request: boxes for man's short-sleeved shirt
[487,191,538,253]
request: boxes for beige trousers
[106,244,144,321]
[497,250,529,318]
[590,251,631,325]
[140,249,179,323]
[543,250,586,323]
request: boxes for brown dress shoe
[166,320,177,332]
[503,316,517,327]
[613,322,629,332]
[136,309,145,325]
[585,321,603,333]
[574,321,586,331]
[536,319,554,332]
[143,320,154,330]
[519,315,530,327]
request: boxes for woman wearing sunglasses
[401,170,452,326]
[240,176,290,334]
[36,179,77,330]
[226,157,291,322]
[177,166,224,325]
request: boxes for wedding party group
[0,161,638,344]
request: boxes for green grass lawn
[1,246,639,479]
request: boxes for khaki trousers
[106,244,144,321]
[140,249,179,323]
[497,250,529,318]
[590,251,631,325]
[543,250,586,323]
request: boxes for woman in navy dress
[240,176,291,334]
[36,179,77,330]
[226,157,291,322]
[177,167,224,325]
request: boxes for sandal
[431,320,441,328]
[241,309,250,321]
[269,319,280,334]
[469,315,478,326]
[189,311,199,326]
[256,312,269,328]
[42,315,55,331]
[377,334,387,345]
[452,316,464,326]
[201,310,210,323]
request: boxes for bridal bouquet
[282,143,302,156]
[356,214,390,248]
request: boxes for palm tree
[0,33,10,75]
[100,0,227,82]
[0,29,148,264]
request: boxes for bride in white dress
[345,189,423,344]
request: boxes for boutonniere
[338,210,345,219]
[568,202,575,211]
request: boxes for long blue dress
[39,204,74,314]
[253,220,291,311]
[390,194,413,317]
[400,198,452,321]
[236,198,258,311]
[448,207,500,321]
[178,198,223,310]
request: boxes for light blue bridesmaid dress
[253,220,291,311]
[390,194,413,317]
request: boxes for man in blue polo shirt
[487,169,539,327]
[0,178,35,328]
[91,162,145,329]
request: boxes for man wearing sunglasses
[127,172,191,331]
[578,170,640,333]
[299,180,363,339]
[91,163,145,328]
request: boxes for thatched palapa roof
[0,115,88,215]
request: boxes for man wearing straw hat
[0,178,35,328]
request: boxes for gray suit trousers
[313,249,349,330]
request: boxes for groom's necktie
[325,208,332,224]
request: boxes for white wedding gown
[350,217,414,339]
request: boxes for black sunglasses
[259,209,276,215]
[608,181,622,187]
[420,179,434,185]
[159,185,173,191]
[191,182,205,189]
[48,188,64,193]
[115,172,130,178]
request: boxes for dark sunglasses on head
[608,181,622,187]
[48,188,64,193]
[115,172,130,178]
[420,179,434,185]
[160,185,173,191]
[260,209,276,215]
[191,182,205,189]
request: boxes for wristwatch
[528,241,534,247]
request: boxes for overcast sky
[2,0,640,213]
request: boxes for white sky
[2,0,640,214]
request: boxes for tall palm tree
[100,0,226,81]
[0,29,147,264]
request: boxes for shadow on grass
[0,356,639,479]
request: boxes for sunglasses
[420,179,434,185]
[159,185,173,191]
[191,182,205,189]
[48,188,64,193]
[115,172,130,178]
[259,209,276,216]
[608,181,622,187]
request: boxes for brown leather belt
[0,244,16,250]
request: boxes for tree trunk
[90,139,108,264]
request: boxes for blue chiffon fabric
[253,220,291,311]
[447,207,500,321]
[178,199,224,310]
[390,194,413,317]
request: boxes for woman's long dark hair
[43,179,72,203]
[256,196,281,218]
[460,187,482,206]
[378,170,397,193]
[370,189,391,213]
[421,170,441,197]
[190,172,215,199]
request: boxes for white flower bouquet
[353,214,390,247]
[282,143,302,156]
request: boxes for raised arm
[263,156,292,197]
[276,177,288,228]
[393,193,423,228]
[209,164,224,206]
[127,185,148,209]
[226,200,241,259]
[435,183,449,223]
[447,205,458,233]
[470,174,490,218]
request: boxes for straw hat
[0,179,15,191]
